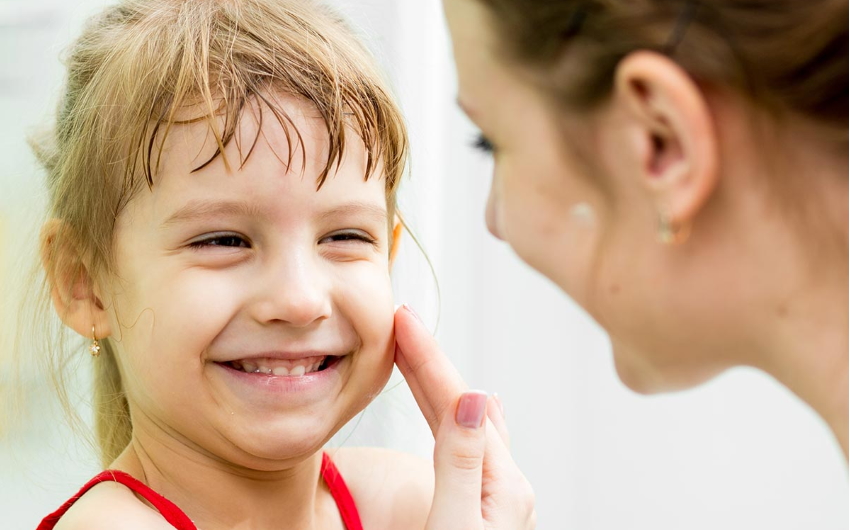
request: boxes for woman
[394,0,848,528]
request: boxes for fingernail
[401,303,423,324]
[456,391,488,429]
[493,393,506,419]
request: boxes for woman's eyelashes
[472,132,494,154]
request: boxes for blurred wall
[1,1,847,529]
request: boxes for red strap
[321,452,364,530]
[37,470,197,530]
[39,453,361,530]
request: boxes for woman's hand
[394,305,537,530]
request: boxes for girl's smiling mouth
[221,355,343,376]
[211,350,350,404]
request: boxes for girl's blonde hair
[30,0,408,468]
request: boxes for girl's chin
[190,356,393,467]
[216,427,337,469]
[210,400,366,464]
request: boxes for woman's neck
[749,141,849,459]
[111,429,340,529]
[758,278,848,458]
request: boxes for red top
[37,452,363,530]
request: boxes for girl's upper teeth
[233,356,326,376]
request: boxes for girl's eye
[189,233,251,249]
[321,231,376,245]
[472,133,494,154]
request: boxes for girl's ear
[40,219,112,340]
[611,50,719,233]
[389,217,403,269]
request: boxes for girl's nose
[250,254,332,328]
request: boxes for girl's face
[105,95,395,468]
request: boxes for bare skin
[390,3,846,529]
[441,0,847,456]
[46,95,434,529]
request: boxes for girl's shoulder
[329,447,434,530]
[51,480,175,530]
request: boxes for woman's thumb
[427,391,488,529]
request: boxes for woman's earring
[657,213,691,245]
[89,326,101,358]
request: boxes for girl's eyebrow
[319,202,387,225]
[160,199,264,227]
[160,200,387,227]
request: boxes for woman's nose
[485,182,504,240]
[250,253,332,328]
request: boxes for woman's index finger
[394,306,469,431]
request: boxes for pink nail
[402,303,423,324]
[456,391,488,429]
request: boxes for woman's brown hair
[477,0,847,130]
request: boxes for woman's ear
[613,50,719,235]
[40,219,112,340]
[389,217,404,269]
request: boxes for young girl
[30,0,433,528]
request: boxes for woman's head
[36,0,407,467]
[444,0,847,391]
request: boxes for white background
[0,1,847,529]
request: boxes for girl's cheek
[113,268,241,362]
[337,266,394,342]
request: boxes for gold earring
[657,213,691,245]
[89,326,101,358]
